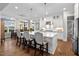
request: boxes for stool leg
[19,38,21,47]
[41,45,43,56]
[46,43,48,56]
[16,37,18,45]
[39,45,43,56]
[34,43,36,56]
[22,38,25,49]
[39,45,41,55]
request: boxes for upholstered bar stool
[16,30,24,47]
[34,32,48,56]
[22,31,34,49]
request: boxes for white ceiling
[0,3,74,20]
[0,3,8,11]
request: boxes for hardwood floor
[54,39,76,56]
[0,37,76,56]
[0,38,35,56]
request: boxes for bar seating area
[15,30,49,56]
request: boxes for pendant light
[44,3,47,21]
[29,8,33,31]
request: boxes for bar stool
[22,31,34,49]
[34,32,48,56]
[16,30,24,47]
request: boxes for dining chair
[34,32,48,56]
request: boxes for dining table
[20,31,58,54]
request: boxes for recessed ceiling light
[30,20,32,22]
[63,8,66,10]
[10,18,13,20]
[44,18,46,21]
[15,6,18,9]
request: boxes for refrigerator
[72,18,79,55]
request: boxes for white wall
[63,10,74,41]
[34,19,40,31]
[40,16,63,30]
[15,19,21,30]
[74,3,79,39]
[40,18,46,30]
[52,16,63,28]
[14,18,24,30]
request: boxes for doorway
[4,20,15,39]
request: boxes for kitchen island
[21,31,58,54]
[30,31,58,54]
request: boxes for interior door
[67,20,74,38]
[67,16,74,38]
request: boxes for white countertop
[21,31,57,38]
[29,31,57,38]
